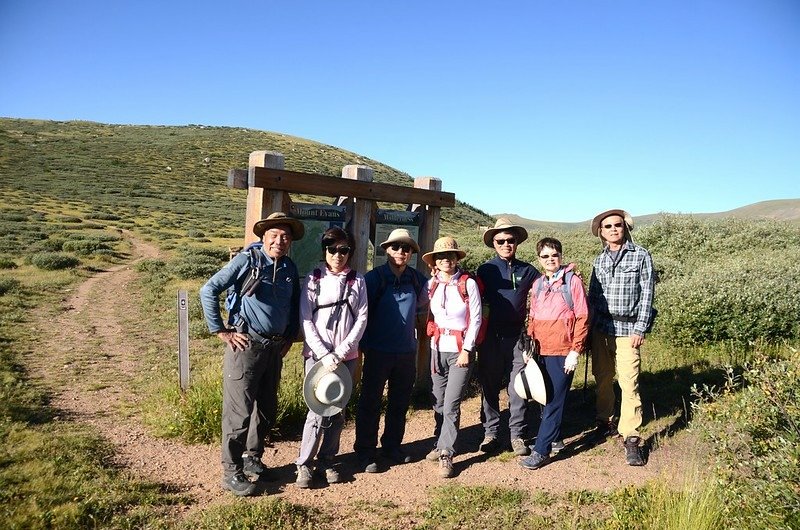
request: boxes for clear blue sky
[1,1,798,222]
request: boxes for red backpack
[425,270,487,351]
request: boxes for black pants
[354,351,416,455]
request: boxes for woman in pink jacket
[520,237,589,470]
[296,228,368,488]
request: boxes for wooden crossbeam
[251,167,455,207]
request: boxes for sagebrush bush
[27,252,80,270]
[0,277,20,296]
[0,258,17,269]
[62,239,113,255]
[30,238,66,253]
[692,349,800,529]
[657,248,800,345]
[170,259,220,280]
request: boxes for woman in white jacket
[295,228,368,488]
[422,236,482,478]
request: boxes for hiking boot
[315,459,341,484]
[551,439,565,455]
[590,420,617,442]
[624,436,645,466]
[382,447,411,464]
[242,455,268,481]
[519,450,550,470]
[480,435,500,453]
[438,452,454,478]
[511,438,530,456]
[296,464,313,488]
[221,472,256,496]
[356,453,379,473]
[426,447,440,462]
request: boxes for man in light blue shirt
[200,212,302,496]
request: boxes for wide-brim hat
[253,212,305,240]
[302,361,353,417]
[590,209,634,237]
[513,361,550,405]
[379,228,420,253]
[421,236,467,268]
[483,217,529,248]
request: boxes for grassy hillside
[0,118,493,252]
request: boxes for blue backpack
[224,242,266,326]
[533,270,575,311]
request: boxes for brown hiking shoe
[438,453,454,478]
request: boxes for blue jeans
[533,355,574,456]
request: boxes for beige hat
[302,361,353,417]
[253,212,305,240]
[483,217,529,248]
[513,361,550,405]
[379,228,420,254]
[590,209,634,237]
[421,236,467,268]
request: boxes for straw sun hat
[421,236,466,268]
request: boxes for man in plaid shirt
[587,208,655,466]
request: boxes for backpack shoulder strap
[561,270,575,312]
[457,272,470,303]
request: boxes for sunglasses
[539,253,561,259]
[494,237,516,246]
[389,243,412,253]
[602,222,624,229]
[326,246,351,256]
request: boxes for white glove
[564,351,580,374]
[321,353,340,372]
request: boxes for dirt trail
[25,233,692,523]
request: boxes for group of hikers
[199,208,656,497]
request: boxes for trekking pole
[582,349,590,404]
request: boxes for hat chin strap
[520,370,534,401]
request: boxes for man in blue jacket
[588,208,655,466]
[200,212,302,496]
[476,218,540,456]
[354,228,428,472]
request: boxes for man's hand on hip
[218,330,249,351]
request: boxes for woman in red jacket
[520,237,589,470]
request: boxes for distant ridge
[495,198,800,231]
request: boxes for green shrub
[0,278,21,296]
[62,239,113,255]
[186,229,206,238]
[135,258,168,274]
[55,215,82,223]
[691,349,800,529]
[0,258,17,269]
[86,212,121,221]
[170,258,220,280]
[30,238,66,252]
[182,246,229,261]
[27,252,80,270]
[657,248,800,345]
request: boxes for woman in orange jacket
[520,237,589,470]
